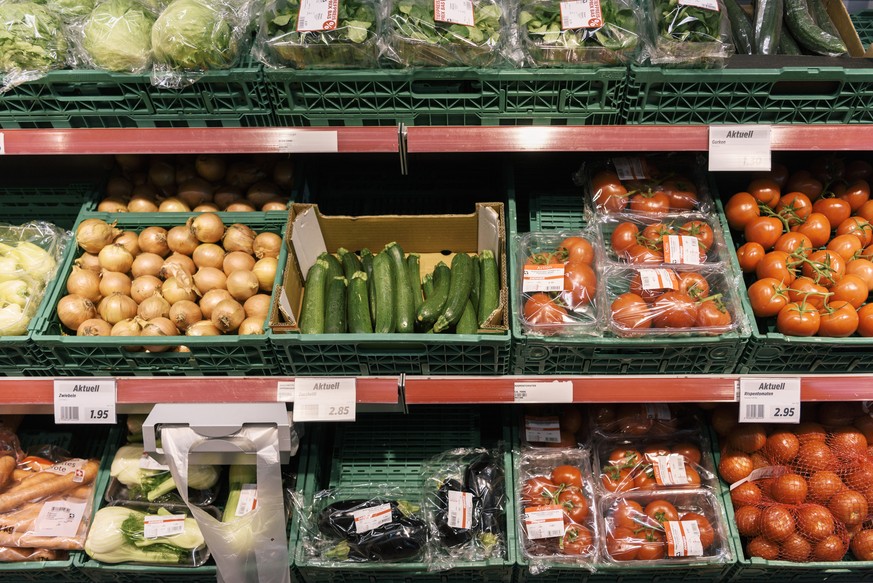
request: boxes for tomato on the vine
[748,178,782,208]
[558,487,589,523]
[756,251,798,284]
[696,299,732,329]
[611,293,652,329]
[523,294,568,331]
[858,304,873,337]
[819,300,860,337]
[601,466,634,493]
[552,465,583,488]
[858,200,873,222]
[777,301,822,336]
[747,277,790,317]
[737,242,765,273]
[777,192,813,226]
[827,234,864,262]
[613,500,644,529]
[630,191,671,215]
[679,221,714,252]
[558,237,594,264]
[756,163,790,188]
[678,272,710,299]
[593,171,629,213]
[745,216,785,250]
[608,448,643,467]
[652,291,699,328]
[774,232,814,259]
[725,192,761,230]
[661,178,699,211]
[644,500,679,525]
[829,274,868,308]
[640,223,674,246]
[803,250,846,288]
[523,476,558,505]
[837,216,873,247]
[788,277,829,310]
[845,160,873,182]
[625,244,664,264]
[793,212,832,248]
[810,156,845,184]
[611,222,640,253]
[607,527,640,561]
[562,262,596,309]
[839,179,871,212]
[562,524,593,556]
[846,258,873,291]
[786,170,824,200]
[813,197,852,228]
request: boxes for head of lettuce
[151,0,237,70]
[84,0,155,72]
[0,2,68,78]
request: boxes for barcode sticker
[139,453,170,471]
[525,416,562,443]
[447,491,473,529]
[665,520,704,557]
[235,484,258,517]
[58,407,78,421]
[296,0,338,32]
[560,0,603,29]
[32,500,87,537]
[639,269,677,291]
[645,404,672,420]
[434,0,475,26]
[730,465,787,490]
[144,514,187,539]
[522,264,565,293]
[352,503,393,534]
[663,235,701,265]
[738,377,801,424]
[653,454,689,486]
[524,505,565,540]
[679,0,719,11]
[746,404,764,419]
[44,459,87,483]
[612,156,650,180]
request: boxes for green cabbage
[151,0,236,70]
[0,2,68,74]
[84,0,155,72]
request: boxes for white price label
[738,377,801,423]
[54,378,116,425]
[645,404,672,420]
[447,490,473,529]
[522,264,565,293]
[139,453,170,471]
[293,377,356,422]
[144,514,187,539]
[653,454,688,486]
[730,465,787,490]
[0,133,5,155]
[235,484,258,517]
[612,156,650,180]
[666,520,704,557]
[352,503,393,534]
[560,0,603,29]
[434,0,475,26]
[663,235,701,265]
[276,131,339,153]
[639,269,677,291]
[277,381,295,402]
[33,500,87,537]
[709,125,771,171]
[296,0,338,32]
[45,459,87,483]
[525,416,562,443]
[679,0,719,10]
[524,506,565,540]
[514,381,573,404]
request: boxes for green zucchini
[324,276,348,334]
[724,0,754,54]
[779,22,803,53]
[361,248,376,327]
[422,273,434,300]
[299,259,328,334]
[434,253,473,333]
[338,248,363,281]
[470,254,480,315]
[406,253,423,314]
[347,272,373,334]
[384,242,414,333]
[319,252,344,282]
[373,250,395,333]
[478,249,500,327]
[455,299,478,335]
[807,0,840,38]
[785,0,846,55]
[417,262,450,326]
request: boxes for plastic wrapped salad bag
[0,2,68,92]
[643,0,733,67]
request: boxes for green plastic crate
[293,407,516,583]
[33,211,286,376]
[510,190,748,375]
[0,63,272,129]
[625,59,873,125]
[266,68,627,127]
[851,11,873,48]
[1,184,98,230]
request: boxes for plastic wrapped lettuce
[79,0,155,72]
[641,0,733,67]
[0,2,68,91]
[256,0,378,69]
[384,0,507,67]
[37,0,97,21]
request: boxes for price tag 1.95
[738,377,801,423]
[54,378,117,425]
[293,377,356,422]
[708,125,772,172]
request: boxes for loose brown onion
[223,224,255,254]
[100,271,132,298]
[196,154,226,182]
[158,198,190,212]
[192,243,225,270]
[130,275,163,303]
[212,298,245,332]
[243,294,271,320]
[58,294,97,330]
[261,200,287,212]
[194,267,227,295]
[253,257,278,291]
[175,345,191,353]
[116,154,146,172]
[106,175,134,199]
[272,158,294,188]
[199,289,233,319]
[138,292,170,320]
[226,161,265,188]
[162,264,196,293]
[131,253,165,279]
[167,225,199,255]
[128,196,159,213]
[66,266,102,304]
[77,318,112,337]
[188,213,225,243]
[194,203,220,213]
[246,181,280,207]
[169,300,202,332]
[225,202,257,212]
[97,198,129,213]
[175,164,197,186]
[114,231,140,256]
[75,252,102,273]
[186,320,221,336]
[177,178,213,209]
[98,244,134,273]
[162,277,197,304]
[213,187,243,209]
[253,233,281,259]
[111,317,142,337]
[238,317,264,335]
[138,227,170,257]
[98,293,138,325]
[226,270,259,302]
[161,254,196,279]
[148,159,176,188]
[77,219,122,254]
[142,317,179,352]
[223,251,255,275]
[131,182,159,199]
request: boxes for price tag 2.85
[293,378,356,422]
[738,377,801,424]
[54,378,117,425]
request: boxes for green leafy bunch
[392,0,503,47]
[519,0,638,51]
[656,0,722,42]
[267,0,376,44]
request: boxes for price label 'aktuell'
[738,377,801,423]
[54,378,117,425]
[709,125,772,172]
[293,377,356,422]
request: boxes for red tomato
[611,222,640,253]
[678,272,710,299]
[777,192,813,226]
[786,170,824,200]
[611,293,652,330]
[747,277,790,317]
[737,242,765,273]
[696,300,732,329]
[749,178,782,208]
[563,262,597,309]
[756,250,798,284]
[672,443,702,465]
[777,302,822,336]
[625,244,664,264]
[644,500,679,525]
[846,258,873,291]
[630,191,671,215]
[839,180,871,212]
[725,192,761,230]
[523,294,568,332]
[803,250,846,288]
[819,300,860,337]
[774,232,814,259]
[829,274,868,308]
[858,304,873,337]
[606,527,640,561]
[837,216,873,247]
[661,178,699,210]
[523,476,559,505]
[794,212,833,248]
[613,500,644,529]
[558,487,589,523]
[562,524,593,556]
[593,171,629,213]
[679,221,714,252]
[788,277,829,310]
[652,291,699,328]
[813,197,852,228]
[845,160,873,182]
[601,466,634,493]
[551,465,583,488]
[827,234,864,262]
[640,223,675,245]
[857,199,873,222]
[745,216,785,250]
[558,237,594,264]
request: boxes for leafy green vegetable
[656,0,723,42]
[0,2,68,77]
[647,0,733,66]
[151,0,236,70]
[33,0,97,21]
[83,0,155,72]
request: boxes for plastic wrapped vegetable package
[383,0,507,67]
[75,0,156,73]
[0,3,68,92]
[598,214,728,266]
[518,0,641,66]
[255,0,379,69]
[589,403,706,439]
[641,0,733,67]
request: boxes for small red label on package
[235,484,258,517]
[679,0,719,11]
[665,520,704,557]
[645,404,672,420]
[652,454,689,486]
[560,0,603,29]
[639,268,677,291]
[524,505,565,540]
[45,459,87,483]
[434,0,475,26]
[524,416,562,443]
[352,503,393,534]
[729,465,788,490]
[523,264,565,293]
[297,0,339,32]
[663,235,701,265]
[612,156,650,180]
[448,490,473,529]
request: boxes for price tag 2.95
[738,377,801,424]
[293,378,356,422]
[54,378,117,425]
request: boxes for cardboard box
[271,202,508,334]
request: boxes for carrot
[0,456,14,489]
[0,459,98,513]
[0,546,60,562]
